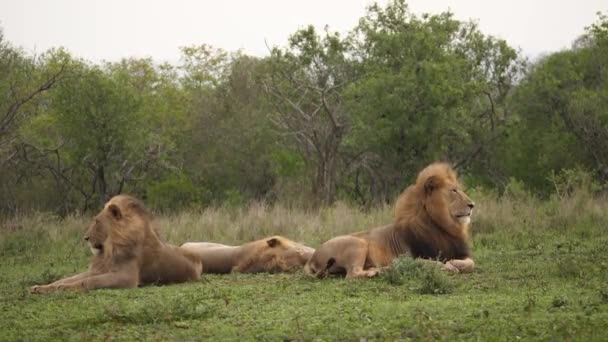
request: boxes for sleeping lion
[181,236,315,274]
[304,162,475,278]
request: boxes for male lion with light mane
[30,195,202,294]
[181,236,315,274]
[304,162,475,278]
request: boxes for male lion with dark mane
[181,236,315,274]
[304,162,475,278]
[30,195,202,294]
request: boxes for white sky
[0,0,606,63]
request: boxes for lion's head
[234,236,315,273]
[263,236,316,270]
[395,163,474,234]
[419,163,474,228]
[84,195,156,259]
[394,162,474,260]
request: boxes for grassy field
[1,189,608,341]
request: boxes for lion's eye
[452,189,458,193]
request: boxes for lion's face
[444,186,475,225]
[265,237,315,269]
[84,196,147,257]
[423,173,475,228]
[84,212,113,256]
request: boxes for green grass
[1,190,608,341]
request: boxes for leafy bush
[383,257,454,294]
[146,173,207,211]
[548,167,603,199]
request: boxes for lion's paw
[366,270,379,277]
[30,285,55,294]
[442,262,460,273]
[446,258,474,273]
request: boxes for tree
[343,0,522,202]
[262,26,356,205]
[20,61,154,210]
[180,46,278,204]
[0,32,69,158]
[0,44,72,214]
[500,13,608,191]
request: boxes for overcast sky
[0,0,606,63]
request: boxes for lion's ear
[266,238,280,248]
[108,204,123,220]
[424,175,441,194]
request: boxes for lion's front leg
[72,270,139,291]
[345,266,381,278]
[30,271,91,294]
[31,266,139,293]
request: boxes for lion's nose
[468,202,475,209]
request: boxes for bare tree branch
[0,61,68,138]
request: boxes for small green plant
[383,257,454,294]
[555,258,580,278]
[552,295,569,308]
[548,167,602,199]
[503,178,530,199]
[599,288,608,304]
[523,293,537,312]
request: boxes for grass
[1,189,608,341]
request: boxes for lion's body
[181,242,239,274]
[31,195,202,294]
[181,236,315,274]
[305,162,475,278]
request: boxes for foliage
[344,0,523,202]
[1,189,607,340]
[1,6,608,214]
[383,257,454,294]
[146,172,206,211]
[261,25,356,205]
[496,12,608,192]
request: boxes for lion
[304,162,475,279]
[181,236,315,274]
[30,195,202,294]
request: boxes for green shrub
[382,257,454,294]
[548,167,603,199]
[146,173,207,211]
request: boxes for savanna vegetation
[1,187,607,340]
[1,1,607,212]
[1,0,608,340]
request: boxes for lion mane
[304,162,475,278]
[181,236,315,274]
[30,195,202,294]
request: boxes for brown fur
[30,195,202,294]
[181,236,315,274]
[304,162,476,278]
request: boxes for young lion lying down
[304,162,475,278]
[30,195,202,294]
[181,236,315,274]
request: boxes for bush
[146,173,208,211]
[382,257,454,294]
[548,167,603,199]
